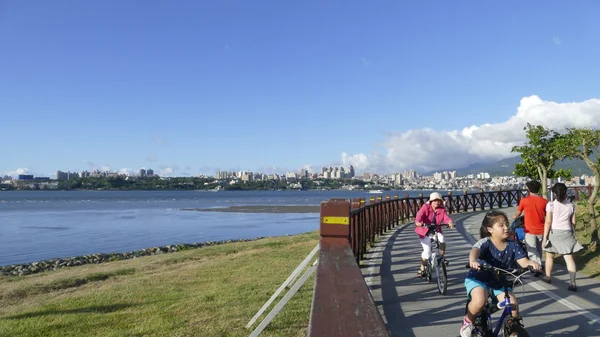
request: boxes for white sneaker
[460,322,474,337]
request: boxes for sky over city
[1,1,600,178]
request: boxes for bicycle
[463,261,538,337]
[421,223,449,295]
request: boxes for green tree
[554,127,600,247]
[511,123,566,198]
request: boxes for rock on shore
[0,237,273,277]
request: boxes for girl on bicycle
[460,210,542,337]
[415,192,455,278]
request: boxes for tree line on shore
[3,176,371,191]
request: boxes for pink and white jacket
[414,204,453,238]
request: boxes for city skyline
[2,2,600,178]
[4,165,459,180]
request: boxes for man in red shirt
[514,180,548,266]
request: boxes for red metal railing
[348,189,524,264]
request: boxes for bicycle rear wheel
[435,259,447,295]
[426,260,433,282]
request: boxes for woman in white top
[542,183,583,291]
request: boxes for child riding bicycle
[460,210,542,337]
[415,192,455,278]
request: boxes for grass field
[572,202,600,279]
[0,231,320,337]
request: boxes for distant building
[18,175,34,180]
[57,170,80,180]
[320,165,355,179]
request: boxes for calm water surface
[0,190,426,266]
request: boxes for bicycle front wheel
[435,259,447,295]
[502,316,530,337]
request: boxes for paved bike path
[362,207,600,336]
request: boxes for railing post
[393,195,399,226]
[384,196,391,230]
[309,198,389,337]
[497,188,503,208]
[480,189,485,210]
[351,198,361,209]
[319,199,350,241]
[446,191,453,214]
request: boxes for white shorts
[420,232,444,260]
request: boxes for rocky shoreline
[0,236,275,277]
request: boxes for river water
[0,190,433,266]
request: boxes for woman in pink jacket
[415,192,455,278]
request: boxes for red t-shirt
[517,195,548,235]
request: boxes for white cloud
[553,36,562,46]
[152,135,165,145]
[341,95,600,173]
[159,167,175,176]
[2,168,30,178]
[85,162,112,172]
[256,166,288,175]
[302,164,316,173]
[118,168,134,176]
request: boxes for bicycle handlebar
[422,223,451,229]
[464,261,542,275]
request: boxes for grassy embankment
[571,201,600,279]
[0,231,320,337]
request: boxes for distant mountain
[427,155,593,177]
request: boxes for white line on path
[528,281,600,325]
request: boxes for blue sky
[1,1,599,177]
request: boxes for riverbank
[0,231,319,337]
[1,236,287,276]
[181,205,321,213]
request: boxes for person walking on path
[542,182,584,291]
[513,180,548,267]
